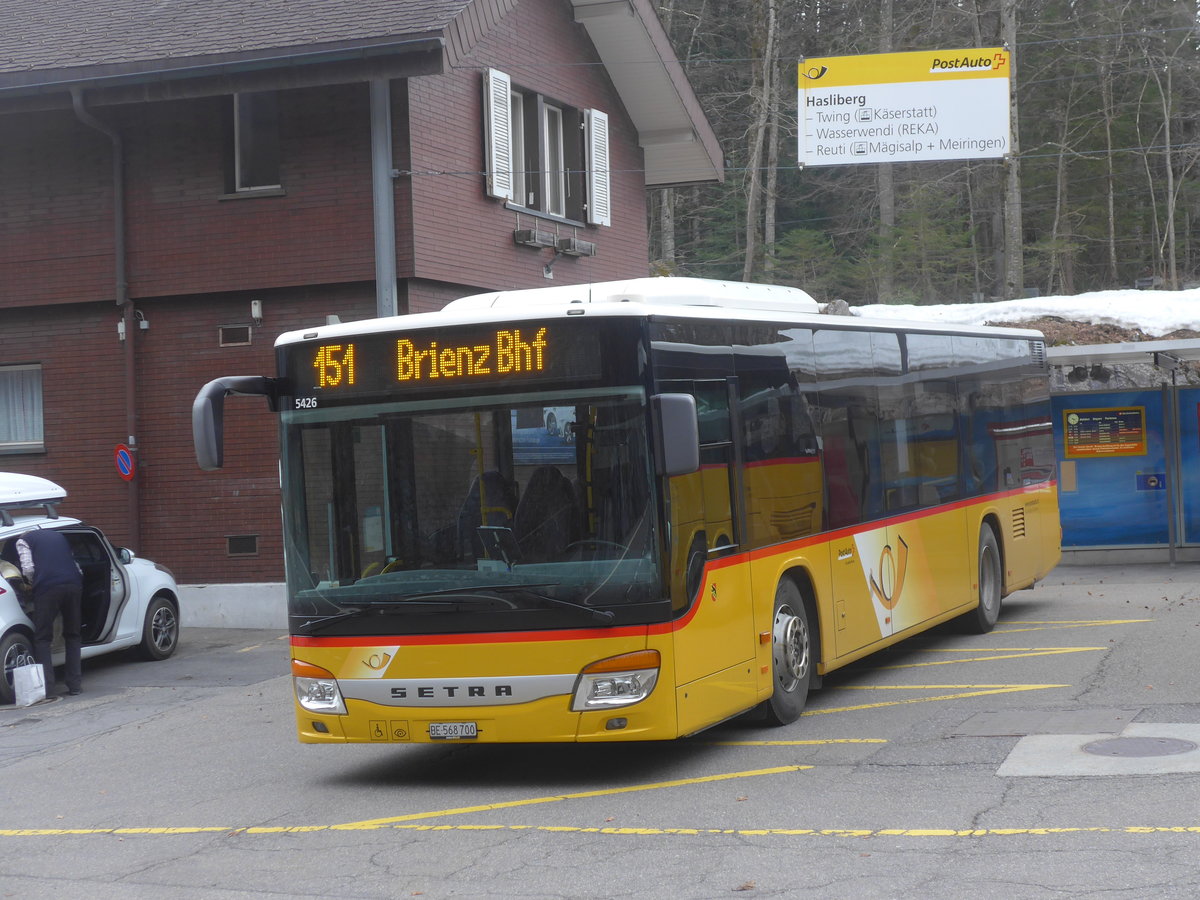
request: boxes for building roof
[1047,338,1200,369]
[0,0,722,186]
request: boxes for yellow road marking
[1003,620,1150,624]
[995,619,1150,634]
[331,765,809,830]
[921,647,1103,652]
[802,683,1067,716]
[711,739,887,746]
[878,647,1104,669]
[236,644,261,653]
[389,824,1200,837]
[6,823,1200,839]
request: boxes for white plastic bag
[14,663,46,707]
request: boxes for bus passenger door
[667,379,757,730]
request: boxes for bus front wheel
[762,579,812,725]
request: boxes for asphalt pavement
[4,563,1200,899]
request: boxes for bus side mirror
[652,393,699,477]
[192,376,278,470]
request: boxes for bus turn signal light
[292,659,347,715]
[572,650,661,711]
[580,649,660,674]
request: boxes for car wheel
[1,631,37,706]
[139,595,179,661]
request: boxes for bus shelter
[1047,338,1200,564]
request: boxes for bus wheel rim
[773,605,808,692]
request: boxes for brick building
[0,0,722,590]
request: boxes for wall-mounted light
[251,299,263,326]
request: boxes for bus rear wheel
[762,578,812,725]
[960,525,1002,634]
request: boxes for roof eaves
[571,0,723,186]
[0,34,446,100]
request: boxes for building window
[542,103,566,218]
[483,69,610,226]
[509,91,528,207]
[226,535,259,557]
[0,364,44,454]
[232,91,281,191]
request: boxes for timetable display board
[282,319,607,406]
[1063,407,1147,458]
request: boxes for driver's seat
[513,466,579,562]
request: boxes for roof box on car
[0,473,66,526]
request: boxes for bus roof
[275,278,1046,346]
[445,277,820,314]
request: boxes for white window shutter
[585,108,611,226]
[483,68,514,201]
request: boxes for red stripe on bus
[747,482,1057,561]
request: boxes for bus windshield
[280,388,666,635]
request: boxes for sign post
[798,48,1011,167]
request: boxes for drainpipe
[71,88,140,547]
[370,79,399,318]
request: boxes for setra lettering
[390,683,516,699]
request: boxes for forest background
[648,0,1199,306]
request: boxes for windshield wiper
[297,594,516,631]
[362,583,615,623]
[300,583,615,627]
[480,585,616,624]
[296,609,369,630]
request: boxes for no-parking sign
[115,443,136,481]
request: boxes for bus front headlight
[571,650,660,711]
[293,659,347,715]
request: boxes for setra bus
[192,278,1060,743]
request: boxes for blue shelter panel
[1176,388,1200,545]
[1052,391,1167,547]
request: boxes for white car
[0,473,180,704]
[543,406,576,441]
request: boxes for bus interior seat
[513,466,579,561]
[456,471,517,560]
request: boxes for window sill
[0,445,46,456]
[219,187,287,201]
[505,202,586,228]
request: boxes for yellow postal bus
[193,278,1059,743]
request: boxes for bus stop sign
[115,443,136,481]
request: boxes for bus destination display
[289,322,603,404]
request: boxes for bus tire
[961,525,1002,634]
[762,578,812,725]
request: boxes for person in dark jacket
[16,529,83,696]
